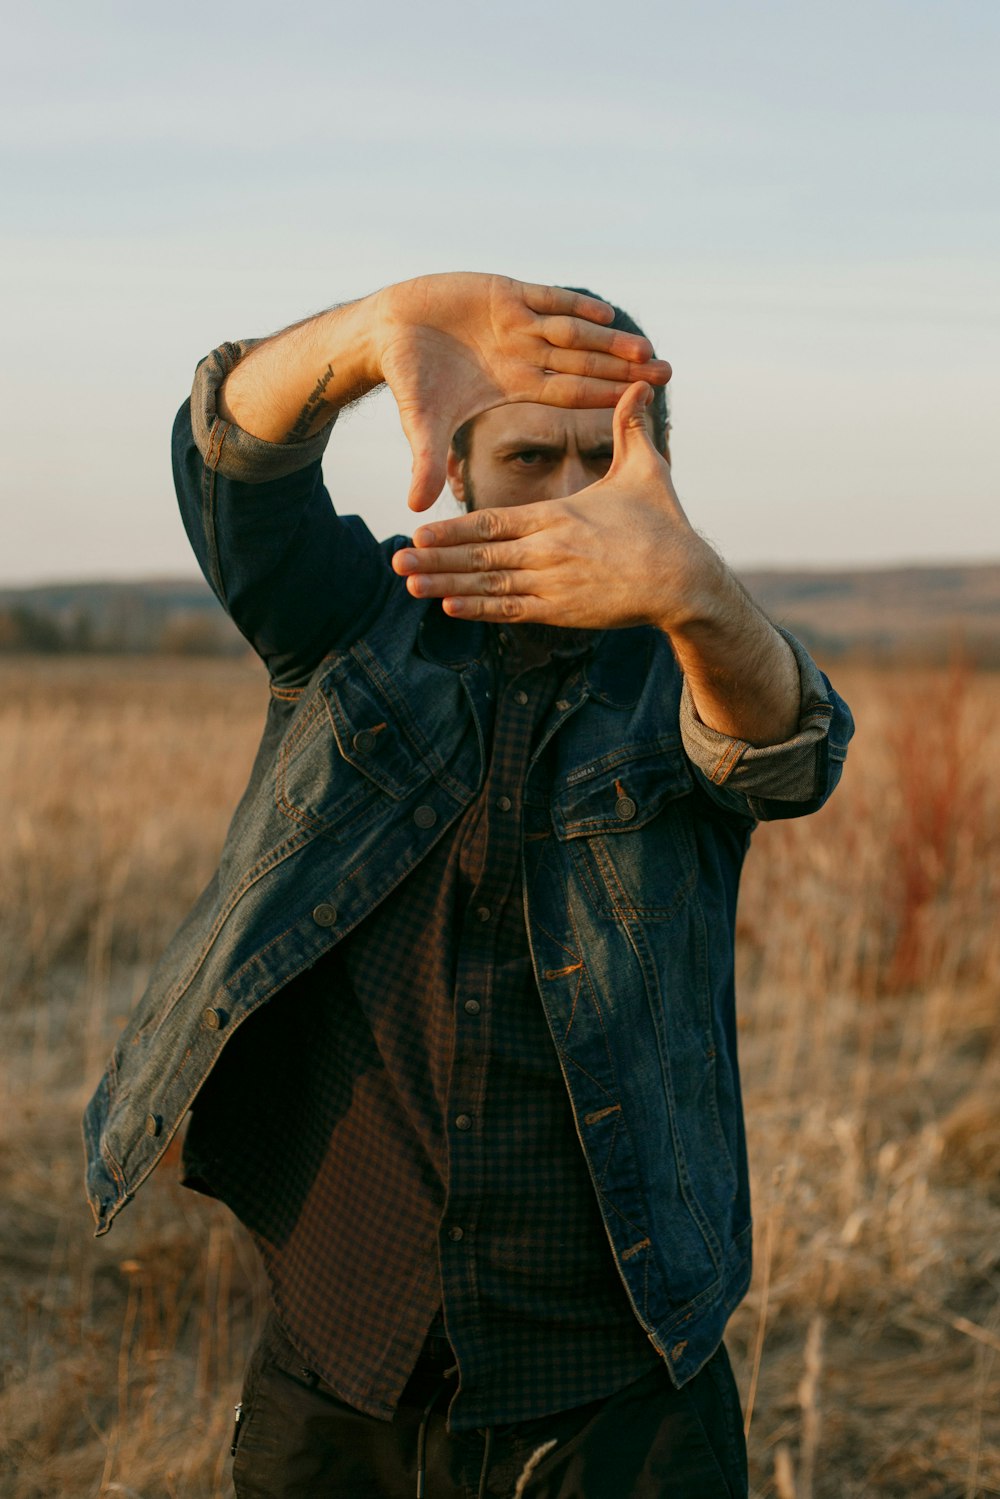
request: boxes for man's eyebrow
[492,438,613,457]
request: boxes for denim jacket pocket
[552,741,698,922]
[275,670,432,840]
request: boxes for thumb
[398,406,448,513]
[611,381,657,467]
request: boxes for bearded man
[84,273,853,1499]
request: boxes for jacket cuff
[190,340,338,483]
[679,628,835,801]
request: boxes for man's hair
[450,286,670,461]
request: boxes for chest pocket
[552,742,698,920]
[275,666,432,839]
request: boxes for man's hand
[392,381,802,745]
[377,275,670,511]
[392,382,709,629]
[216,273,670,513]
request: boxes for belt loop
[477,1425,494,1499]
[415,1364,458,1499]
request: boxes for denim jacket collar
[416,602,651,709]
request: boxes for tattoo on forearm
[285,364,336,443]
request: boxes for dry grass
[0,653,997,1498]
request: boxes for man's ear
[446,448,468,508]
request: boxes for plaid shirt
[183,619,660,1430]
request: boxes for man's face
[446,402,666,513]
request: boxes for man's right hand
[374,274,670,510]
[217,272,671,512]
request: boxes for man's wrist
[327,288,391,392]
[649,540,732,639]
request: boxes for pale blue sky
[2,0,997,584]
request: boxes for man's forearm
[216,294,387,443]
[661,562,801,747]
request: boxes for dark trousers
[231,1312,748,1499]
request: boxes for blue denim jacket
[82,341,854,1388]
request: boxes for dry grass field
[0,653,997,1499]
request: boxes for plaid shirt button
[455,1114,473,1131]
[464,999,481,1015]
[448,1226,465,1242]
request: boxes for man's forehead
[474,401,615,449]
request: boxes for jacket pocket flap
[553,742,693,840]
[318,674,429,801]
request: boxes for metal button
[615,796,637,821]
[352,729,377,754]
[144,1113,161,1138]
[513,689,528,706]
[455,1114,473,1131]
[312,903,338,927]
[464,999,481,1015]
[496,795,513,813]
[413,805,437,829]
[202,1007,226,1030]
[556,699,571,711]
[475,906,491,923]
[448,1226,465,1242]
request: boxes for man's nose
[548,456,591,500]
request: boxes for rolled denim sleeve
[172,340,396,687]
[680,628,854,821]
[189,340,338,482]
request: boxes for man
[83,273,853,1498]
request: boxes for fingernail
[415,527,436,546]
[396,550,418,571]
[445,598,464,615]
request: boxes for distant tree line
[0,602,244,656]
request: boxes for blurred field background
[0,651,997,1498]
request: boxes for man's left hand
[391,382,723,633]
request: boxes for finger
[521,283,615,324]
[410,503,550,550]
[402,568,537,601]
[542,345,672,386]
[393,539,529,577]
[529,372,631,409]
[539,315,658,369]
[443,593,543,623]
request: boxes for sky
[1,0,997,585]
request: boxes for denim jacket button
[413,805,437,829]
[615,796,637,821]
[202,1007,226,1030]
[144,1113,162,1138]
[312,903,338,927]
[352,729,377,754]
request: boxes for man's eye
[513,451,546,467]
